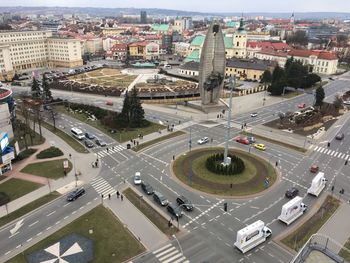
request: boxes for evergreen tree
[42,74,52,101]
[119,91,131,127]
[272,65,285,83]
[315,87,325,107]
[31,77,41,98]
[129,88,145,128]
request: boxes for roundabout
[172,147,277,197]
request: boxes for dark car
[95,138,107,147]
[153,191,168,206]
[285,187,299,199]
[67,188,85,201]
[335,133,344,140]
[141,181,154,195]
[84,140,94,148]
[167,203,183,218]
[176,195,193,211]
[85,132,95,140]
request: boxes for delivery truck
[278,196,307,225]
[307,172,327,197]
[234,220,272,253]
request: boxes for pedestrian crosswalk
[312,146,349,160]
[153,244,189,263]
[96,145,125,158]
[90,177,116,199]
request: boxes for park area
[68,68,136,88]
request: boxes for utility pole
[223,76,235,165]
[189,127,192,151]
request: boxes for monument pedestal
[187,100,227,113]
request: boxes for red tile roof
[288,49,338,60]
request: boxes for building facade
[128,41,160,60]
[225,59,268,80]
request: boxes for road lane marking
[5,251,11,256]
[9,232,19,239]
[63,203,71,207]
[29,221,39,227]
[27,238,32,242]
[46,211,56,217]
[37,232,42,236]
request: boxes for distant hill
[1,6,350,20]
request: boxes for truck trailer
[278,196,307,225]
[234,220,272,253]
[307,172,327,197]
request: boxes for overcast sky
[1,0,350,13]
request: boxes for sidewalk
[0,125,100,218]
[318,201,350,253]
[104,187,168,251]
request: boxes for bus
[71,127,85,140]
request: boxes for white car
[343,101,350,105]
[250,112,258,117]
[197,137,209,145]
[134,172,141,185]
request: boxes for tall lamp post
[172,234,183,255]
[223,76,235,165]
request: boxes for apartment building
[0,30,82,81]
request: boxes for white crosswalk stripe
[152,244,189,263]
[96,145,125,158]
[91,177,116,198]
[313,146,349,160]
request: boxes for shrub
[0,192,10,206]
[13,148,37,163]
[36,147,63,159]
[206,153,245,176]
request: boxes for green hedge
[14,148,37,162]
[36,147,63,159]
[206,153,245,175]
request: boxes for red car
[298,103,306,109]
[106,101,114,106]
[234,136,249,145]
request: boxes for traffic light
[224,202,228,212]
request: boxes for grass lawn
[0,192,60,228]
[41,121,88,153]
[281,195,341,251]
[55,105,165,143]
[20,159,73,179]
[7,205,145,263]
[339,238,350,261]
[124,188,178,236]
[132,131,186,152]
[0,179,42,202]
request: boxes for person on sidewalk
[116,191,120,198]
[121,194,123,201]
[108,194,111,200]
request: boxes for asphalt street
[2,73,350,263]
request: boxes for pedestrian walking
[117,191,120,198]
[137,141,139,146]
[108,194,111,200]
[64,170,67,176]
[92,162,95,168]
[107,147,109,153]
[172,155,175,160]
[121,194,123,201]
[95,161,98,168]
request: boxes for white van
[71,127,85,140]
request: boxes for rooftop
[184,49,200,63]
[151,24,170,32]
[226,59,268,71]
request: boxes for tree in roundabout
[173,147,277,196]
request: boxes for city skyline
[1,0,350,13]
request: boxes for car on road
[84,140,94,148]
[176,195,194,211]
[197,137,209,145]
[67,187,85,201]
[250,112,258,117]
[134,172,141,185]
[95,138,107,146]
[285,187,299,199]
[298,103,306,109]
[254,143,266,151]
[335,133,344,140]
[247,136,256,144]
[167,203,183,218]
[106,101,113,106]
[343,101,350,105]
[85,132,95,140]
[234,136,250,145]
[141,181,154,195]
[310,165,319,173]
[153,191,169,206]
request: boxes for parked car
[85,132,95,140]
[167,203,183,218]
[234,136,250,145]
[95,138,107,146]
[84,140,94,148]
[335,133,344,140]
[197,137,209,145]
[250,112,258,117]
[134,172,141,185]
[106,101,113,106]
[176,195,194,211]
[298,103,306,109]
[254,143,266,151]
[141,181,154,195]
[67,187,85,201]
[153,191,168,206]
[285,187,299,199]
[310,165,319,173]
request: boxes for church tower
[290,12,295,24]
[232,18,247,58]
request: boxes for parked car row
[133,172,194,218]
[71,127,107,148]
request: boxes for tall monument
[198,21,226,109]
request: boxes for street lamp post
[172,234,183,255]
[223,76,235,165]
